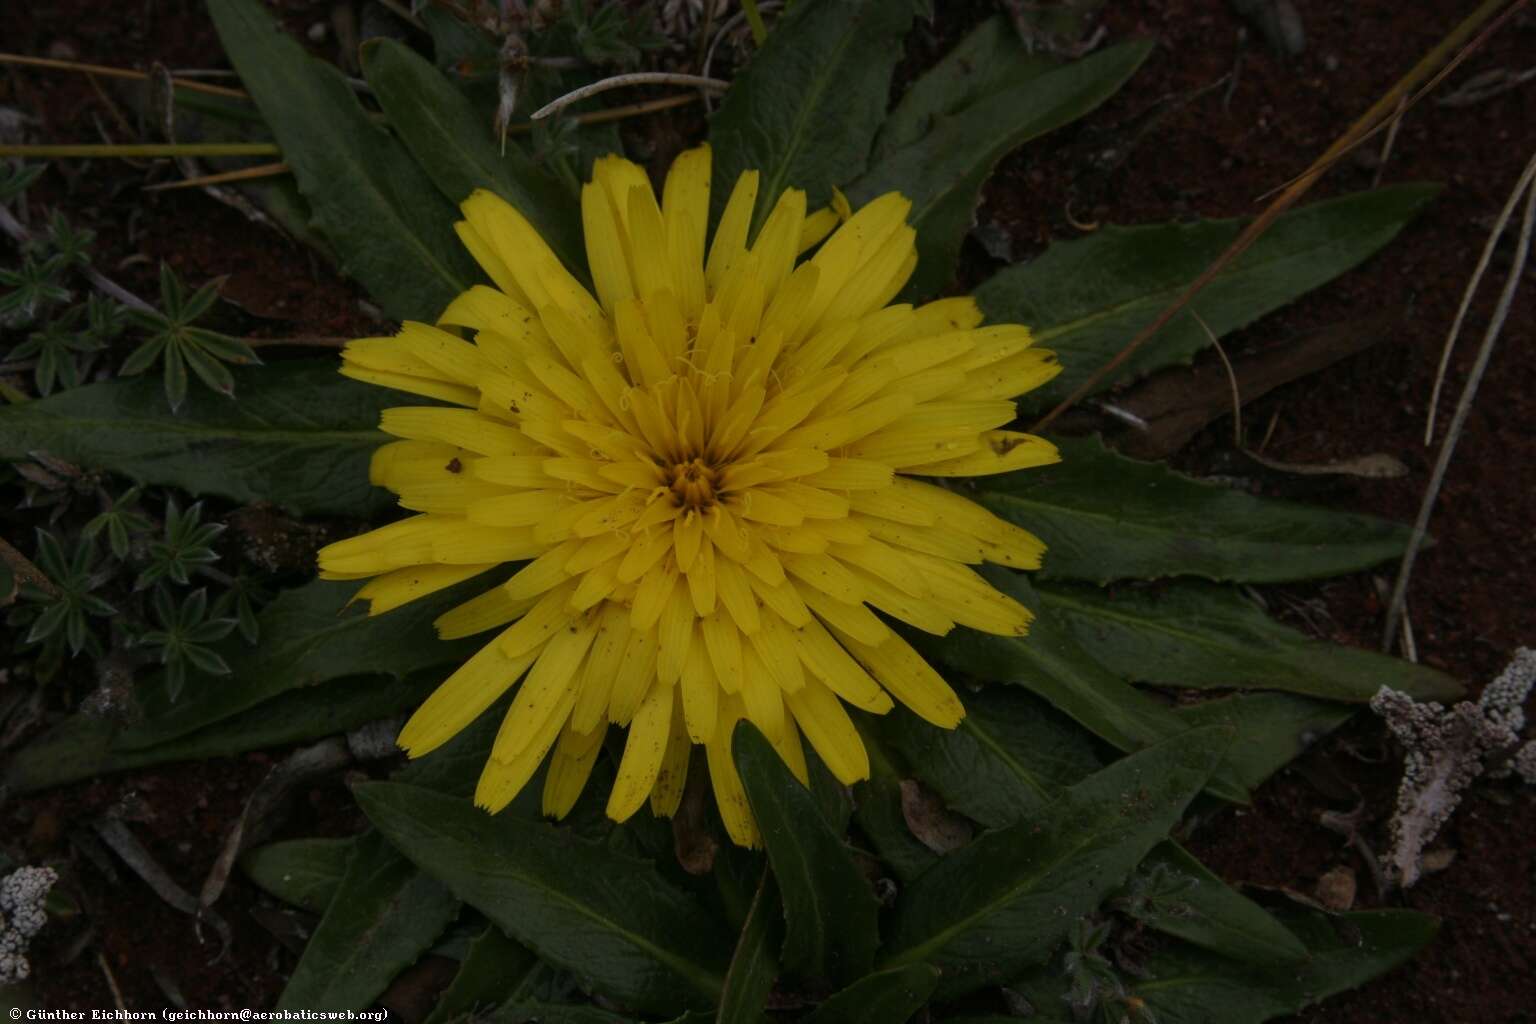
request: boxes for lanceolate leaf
[976,184,1440,412]
[802,964,940,1024]
[876,688,1102,828]
[881,726,1230,996]
[208,0,476,321]
[733,723,880,986]
[1131,909,1437,1023]
[716,870,781,1024]
[0,362,391,517]
[851,41,1152,298]
[0,665,438,795]
[976,435,1419,584]
[355,781,730,1013]
[117,576,485,752]
[922,572,1199,769]
[873,16,1060,159]
[1040,581,1461,701]
[882,690,1306,967]
[709,0,926,234]
[424,924,558,1024]
[361,38,587,275]
[241,837,357,915]
[279,831,459,1011]
[850,721,941,883]
[1115,843,1307,965]
[1171,692,1354,795]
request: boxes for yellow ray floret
[320,144,1062,847]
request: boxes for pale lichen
[0,864,58,986]
[1371,647,1536,887]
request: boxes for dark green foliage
[32,210,95,269]
[119,264,260,411]
[81,485,152,560]
[134,497,224,591]
[733,723,879,986]
[136,586,239,701]
[11,305,102,395]
[561,1,666,67]
[0,162,46,203]
[14,529,114,660]
[0,362,395,517]
[0,253,70,327]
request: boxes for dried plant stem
[0,142,280,159]
[0,52,246,98]
[1423,149,1536,442]
[142,161,291,192]
[530,72,728,121]
[1382,156,1536,652]
[1030,0,1526,432]
[1191,309,1242,446]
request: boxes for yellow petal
[397,626,540,757]
[542,721,606,819]
[607,680,674,821]
[785,679,869,784]
[649,698,693,817]
[357,562,495,616]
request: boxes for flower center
[666,457,719,510]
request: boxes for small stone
[1421,848,1457,874]
[1315,866,1357,911]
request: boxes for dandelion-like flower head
[321,145,1062,846]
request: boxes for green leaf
[1013,908,1438,1024]
[280,831,459,1011]
[241,837,357,914]
[733,723,879,986]
[874,16,1059,159]
[0,668,439,795]
[877,687,1101,828]
[977,435,1421,583]
[709,0,925,234]
[424,924,558,1024]
[881,725,1230,996]
[119,576,485,752]
[1040,581,1461,701]
[361,38,587,276]
[207,0,476,321]
[922,572,1198,771]
[849,720,940,883]
[1117,843,1306,965]
[851,41,1151,298]
[355,781,729,1013]
[802,964,940,1024]
[975,185,1440,413]
[1171,692,1353,795]
[0,361,393,517]
[882,689,1307,968]
[716,870,780,1024]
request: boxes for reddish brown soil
[2,0,1534,1020]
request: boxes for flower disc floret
[319,145,1063,846]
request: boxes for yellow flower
[319,145,1062,847]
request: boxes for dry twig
[1383,150,1536,651]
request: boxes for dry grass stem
[1383,152,1536,652]
[531,72,728,120]
[1030,0,1526,433]
[1423,148,1536,443]
[0,52,248,98]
